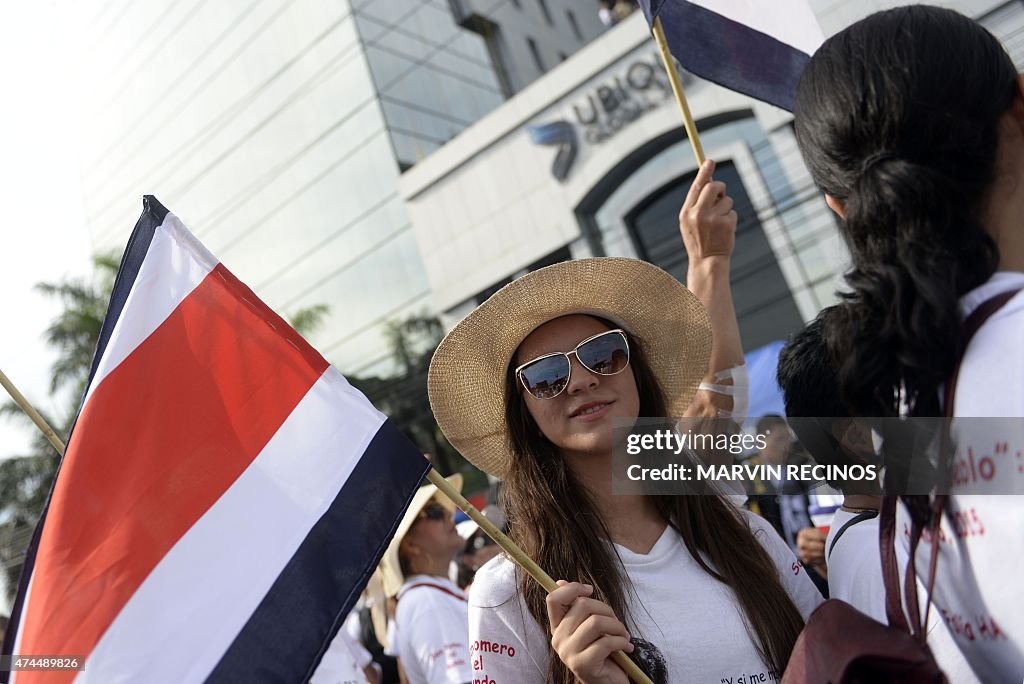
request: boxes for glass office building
[69,0,1024,380]
[73,0,602,378]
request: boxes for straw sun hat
[427,257,712,479]
[378,473,463,597]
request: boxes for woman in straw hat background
[378,474,473,684]
[428,161,821,684]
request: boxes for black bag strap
[827,510,879,560]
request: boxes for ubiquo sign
[572,52,677,144]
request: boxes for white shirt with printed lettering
[468,509,821,683]
[896,271,1024,681]
[393,575,473,684]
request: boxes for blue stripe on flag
[640,0,810,111]
[206,420,430,683]
[0,195,168,675]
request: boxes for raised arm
[679,159,745,420]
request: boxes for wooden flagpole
[0,367,66,456]
[426,469,653,684]
[0,369,650,682]
[652,16,706,165]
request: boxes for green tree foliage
[0,253,119,604]
[348,314,485,493]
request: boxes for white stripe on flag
[83,214,216,406]
[77,368,386,683]
[688,0,824,56]
[8,576,34,684]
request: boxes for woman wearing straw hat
[428,162,822,683]
[378,474,473,684]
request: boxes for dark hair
[502,317,804,683]
[777,307,861,489]
[793,6,1012,417]
[777,307,848,420]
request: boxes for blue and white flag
[639,0,825,111]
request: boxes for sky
[0,2,93,461]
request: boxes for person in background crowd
[598,0,616,27]
[428,161,821,683]
[776,307,979,682]
[378,475,472,684]
[343,575,399,684]
[743,415,791,537]
[794,6,1024,678]
[744,415,830,596]
[311,625,379,684]
[453,505,506,595]
[612,0,636,23]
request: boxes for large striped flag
[2,197,431,683]
[638,0,825,111]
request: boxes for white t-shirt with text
[392,575,474,684]
[898,272,1024,681]
[826,508,978,683]
[468,510,821,684]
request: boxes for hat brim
[428,258,712,479]
[379,472,463,597]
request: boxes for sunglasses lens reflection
[519,355,571,399]
[578,333,629,375]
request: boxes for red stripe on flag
[16,264,329,683]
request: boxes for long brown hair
[502,321,805,682]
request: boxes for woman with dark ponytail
[794,6,1024,679]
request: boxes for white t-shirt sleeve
[468,557,549,682]
[743,509,823,619]
[400,589,474,684]
[343,609,363,642]
[348,633,373,670]
[825,511,888,622]
[310,629,370,684]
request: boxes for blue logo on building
[526,121,578,182]
[527,53,675,182]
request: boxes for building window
[527,37,545,72]
[536,0,553,25]
[566,9,583,41]
[978,0,1024,68]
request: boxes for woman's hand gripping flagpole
[0,367,66,456]
[425,469,654,684]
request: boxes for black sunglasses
[514,329,630,400]
[417,502,448,521]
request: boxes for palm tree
[0,252,120,604]
[349,313,484,491]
